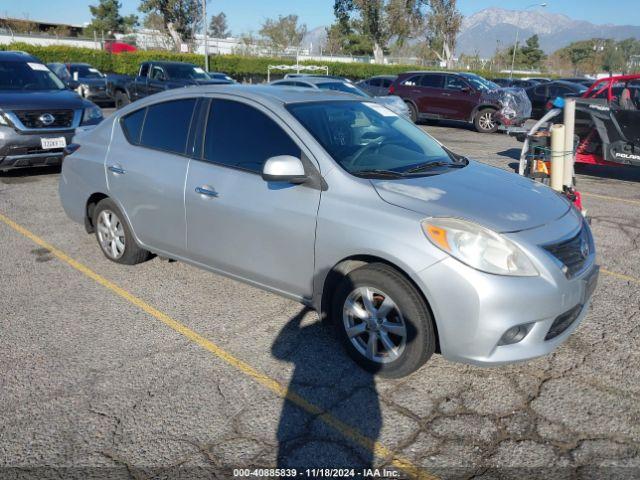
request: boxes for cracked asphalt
[1,113,639,479]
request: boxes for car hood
[371,161,570,233]
[0,89,85,110]
[77,77,106,87]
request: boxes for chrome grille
[543,226,590,278]
[12,110,75,129]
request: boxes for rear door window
[203,99,300,173]
[139,99,196,154]
[420,74,444,88]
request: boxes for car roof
[0,51,39,62]
[137,84,364,106]
[280,76,349,86]
[553,80,586,88]
[144,61,197,67]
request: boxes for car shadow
[497,148,522,160]
[0,165,61,184]
[574,163,640,183]
[271,305,382,471]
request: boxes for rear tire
[405,101,418,123]
[474,108,498,133]
[115,91,130,109]
[332,263,436,378]
[93,198,150,265]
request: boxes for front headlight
[81,105,103,125]
[421,217,538,277]
[0,112,7,125]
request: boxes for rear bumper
[0,126,75,170]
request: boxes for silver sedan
[59,85,598,377]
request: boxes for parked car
[270,76,410,118]
[389,71,531,132]
[0,51,103,172]
[59,85,598,377]
[48,62,113,105]
[491,78,537,89]
[523,77,551,84]
[525,80,588,118]
[106,61,234,108]
[558,77,595,88]
[356,75,398,96]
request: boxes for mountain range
[301,8,640,58]
[452,8,640,57]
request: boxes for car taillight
[62,143,80,160]
[388,84,395,95]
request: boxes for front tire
[114,91,130,109]
[474,108,498,133]
[332,263,436,378]
[93,198,150,265]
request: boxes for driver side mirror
[262,155,308,184]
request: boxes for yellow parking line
[601,268,640,285]
[582,192,640,206]
[0,211,437,480]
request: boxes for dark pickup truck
[106,61,235,108]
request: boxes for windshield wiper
[352,169,406,178]
[405,161,466,174]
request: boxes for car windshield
[316,82,370,98]
[70,65,103,79]
[164,64,210,80]
[0,60,65,91]
[287,101,463,177]
[460,74,499,91]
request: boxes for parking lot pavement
[1,120,639,479]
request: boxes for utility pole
[203,0,209,72]
[510,3,547,78]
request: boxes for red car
[389,71,531,133]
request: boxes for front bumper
[415,213,597,366]
[0,127,75,170]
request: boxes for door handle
[441,92,452,96]
[195,186,219,198]
[108,165,126,174]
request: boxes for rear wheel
[115,91,130,109]
[474,108,498,133]
[332,263,436,378]
[405,101,418,123]
[93,198,150,265]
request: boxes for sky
[2,0,640,32]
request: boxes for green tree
[334,0,427,64]
[139,0,202,50]
[424,0,463,68]
[520,35,546,69]
[209,12,230,38]
[259,15,307,52]
[86,0,138,38]
[324,19,374,56]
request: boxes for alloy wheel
[342,286,407,364]
[96,209,126,259]
[478,111,496,131]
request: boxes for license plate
[41,137,66,150]
[583,266,599,303]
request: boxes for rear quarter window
[121,108,146,145]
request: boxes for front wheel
[474,108,498,133]
[332,263,436,378]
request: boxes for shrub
[1,42,535,81]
